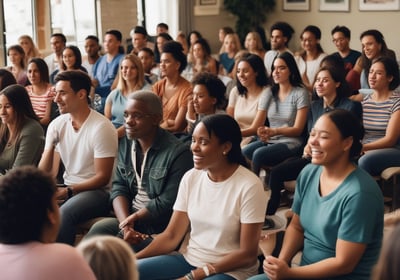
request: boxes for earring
[223,151,227,156]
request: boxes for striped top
[362,93,400,144]
[25,84,55,119]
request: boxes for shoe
[262,218,275,230]
[261,215,287,234]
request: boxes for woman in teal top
[250,109,383,280]
[0,84,44,174]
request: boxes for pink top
[25,84,55,119]
[0,241,96,280]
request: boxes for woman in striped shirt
[359,56,400,175]
[25,58,55,128]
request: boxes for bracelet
[208,264,217,275]
[202,265,210,277]
[185,272,194,280]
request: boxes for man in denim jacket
[85,90,193,251]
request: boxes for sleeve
[178,84,192,108]
[146,146,193,218]
[295,87,310,109]
[258,87,272,111]
[391,95,400,113]
[93,119,118,158]
[105,89,117,105]
[228,87,239,108]
[13,121,44,168]
[292,164,315,215]
[240,178,267,224]
[173,170,192,212]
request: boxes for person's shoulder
[21,118,44,134]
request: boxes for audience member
[105,54,150,138]
[219,33,241,78]
[130,26,150,55]
[226,53,269,146]
[25,58,55,127]
[358,56,400,176]
[242,52,309,175]
[153,32,173,65]
[156,23,169,35]
[295,25,327,92]
[136,114,267,279]
[347,29,397,97]
[264,22,295,77]
[331,25,361,74]
[218,26,234,54]
[50,45,87,84]
[186,72,227,133]
[176,31,189,55]
[0,85,44,174]
[138,47,158,85]
[0,69,17,90]
[82,35,101,78]
[184,38,218,81]
[18,34,41,64]
[245,31,266,59]
[250,109,384,280]
[44,33,67,75]
[187,30,203,57]
[39,70,118,245]
[0,166,96,280]
[152,41,192,134]
[85,90,192,252]
[264,64,362,230]
[92,29,124,113]
[77,236,139,280]
[6,45,28,86]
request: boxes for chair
[378,167,400,211]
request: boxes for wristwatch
[66,186,74,199]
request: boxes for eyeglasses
[123,112,151,121]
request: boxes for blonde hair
[117,54,145,93]
[18,35,41,62]
[245,32,264,53]
[223,33,242,54]
[77,236,139,280]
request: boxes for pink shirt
[0,241,96,280]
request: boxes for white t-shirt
[295,53,327,87]
[174,165,267,279]
[0,242,96,280]
[46,109,118,186]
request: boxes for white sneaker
[261,214,287,234]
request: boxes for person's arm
[136,210,190,259]
[265,107,308,138]
[363,109,400,152]
[241,110,267,137]
[208,57,218,75]
[12,122,44,168]
[164,105,188,133]
[226,105,234,117]
[39,98,53,126]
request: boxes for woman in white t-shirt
[133,114,267,280]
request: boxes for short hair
[198,114,248,167]
[372,56,400,90]
[62,45,83,70]
[85,35,99,44]
[131,26,148,37]
[0,69,17,90]
[323,109,364,159]
[139,47,154,57]
[161,41,187,73]
[192,72,227,110]
[270,21,295,46]
[221,26,234,35]
[0,166,57,244]
[106,29,122,42]
[7,44,26,69]
[127,90,163,116]
[77,236,138,280]
[157,23,169,30]
[28,58,50,84]
[331,25,351,39]
[51,33,67,44]
[54,71,92,104]
[236,54,268,96]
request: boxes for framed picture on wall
[283,0,310,11]
[359,0,400,11]
[320,0,350,12]
[194,0,221,15]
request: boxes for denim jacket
[111,128,193,234]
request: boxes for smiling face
[62,48,77,70]
[301,31,318,52]
[0,94,16,125]
[272,58,290,85]
[368,61,392,91]
[191,122,229,170]
[245,33,257,51]
[237,61,257,88]
[314,70,339,99]
[332,31,350,53]
[361,35,381,60]
[124,99,159,140]
[120,59,138,82]
[54,80,81,114]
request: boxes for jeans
[57,189,110,245]
[358,148,400,176]
[84,217,153,252]
[242,140,302,175]
[138,253,235,280]
[247,274,268,280]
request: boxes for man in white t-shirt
[264,22,295,77]
[39,70,118,245]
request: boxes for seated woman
[134,114,267,279]
[358,56,400,176]
[219,33,241,78]
[250,109,384,280]
[0,166,96,280]
[50,45,87,84]
[186,72,227,134]
[244,31,266,60]
[264,64,362,229]
[226,53,269,146]
[152,41,192,134]
[105,54,150,138]
[6,45,28,86]
[242,52,309,176]
[0,85,44,175]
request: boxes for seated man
[85,90,193,252]
[0,166,96,280]
[39,70,118,245]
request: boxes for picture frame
[359,0,400,11]
[200,0,217,5]
[319,0,350,12]
[283,0,310,11]
[194,0,221,15]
